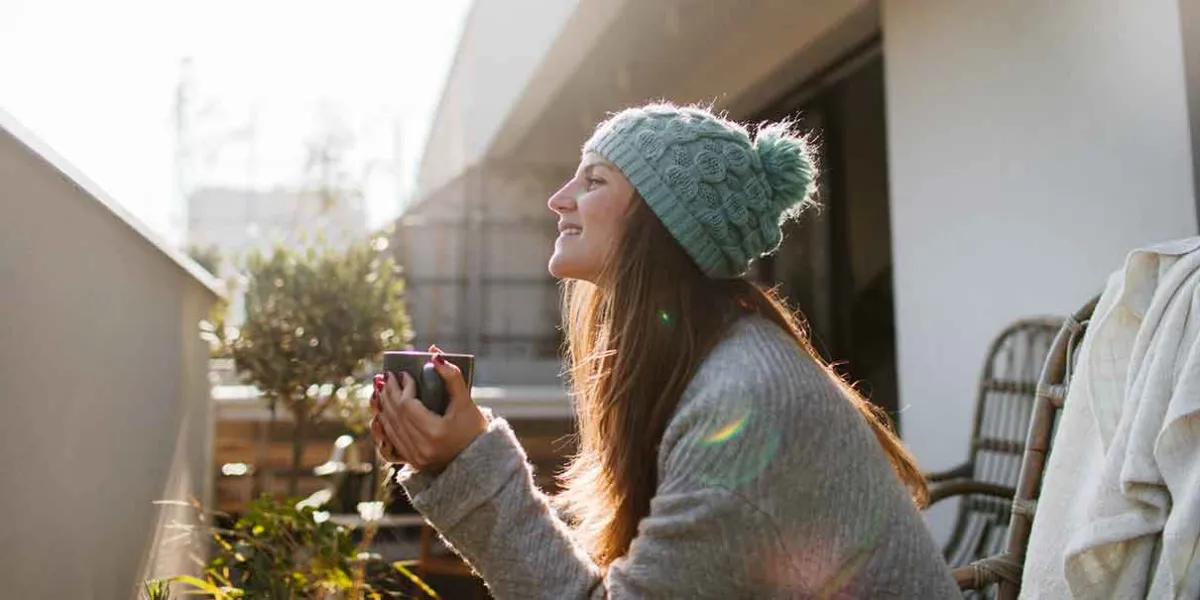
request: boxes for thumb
[431,354,472,410]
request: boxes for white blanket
[1022,237,1200,599]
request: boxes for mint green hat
[583,103,817,279]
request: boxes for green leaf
[171,575,229,598]
[393,561,440,598]
[142,578,171,600]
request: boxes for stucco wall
[0,115,219,599]
[882,0,1198,537]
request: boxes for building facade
[188,185,369,275]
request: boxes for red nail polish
[432,353,446,366]
[373,374,385,392]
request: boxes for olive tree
[227,237,411,496]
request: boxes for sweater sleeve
[396,415,790,599]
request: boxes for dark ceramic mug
[381,351,474,416]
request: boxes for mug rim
[383,350,474,359]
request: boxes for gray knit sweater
[397,316,958,598]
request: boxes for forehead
[578,151,616,172]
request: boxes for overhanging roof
[492,0,881,167]
[412,0,598,207]
[409,0,880,214]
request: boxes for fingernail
[373,374,385,391]
[432,353,446,366]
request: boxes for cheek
[549,226,611,280]
[575,220,613,263]
[581,193,628,243]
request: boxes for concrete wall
[882,0,1198,537]
[0,113,220,599]
[415,0,583,197]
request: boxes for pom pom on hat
[753,121,818,218]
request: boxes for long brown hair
[555,198,928,568]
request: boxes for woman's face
[547,152,635,282]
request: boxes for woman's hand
[369,346,488,473]
[369,373,403,463]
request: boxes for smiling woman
[371,102,958,598]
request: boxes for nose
[547,180,576,215]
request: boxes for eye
[585,177,605,190]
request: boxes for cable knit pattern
[396,316,959,599]
[583,103,817,279]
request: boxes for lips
[558,224,582,236]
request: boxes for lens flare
[703,412,748,444]
[758,466,892,596]
[657,309,674,327]
[692,404,783,489]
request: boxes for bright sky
[0,0,471,245]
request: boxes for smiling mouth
[559,226,582,236]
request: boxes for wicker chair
[954,294,1101,598]
[926,317,1063,575]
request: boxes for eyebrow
[580,160,614,175]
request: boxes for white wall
[883,0,1198,538]
[415,0,583,198]
[0,114,220,599]
[1182,0,1200,214]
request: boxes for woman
[370,103,958,598]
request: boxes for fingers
[369,373,389,457]
[370,416,403,463]
[380,371,427,433]
[398,396,442,434]
[378,373,421,463]
[370,373,385,413]
[391,371,448,469]
[430,354,471,413]
[395,409,438,469]
[381,410,419,465]
[399,371,417,403]
[378,369,438,432]
[377,364,483,472]
[382,370,406,405]
[370,416,397,462]
[370,415,385,442]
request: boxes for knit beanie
[583,103,817,279]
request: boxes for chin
[548,256,575,280]
[548,253,593,282]
[548,252,565,277]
